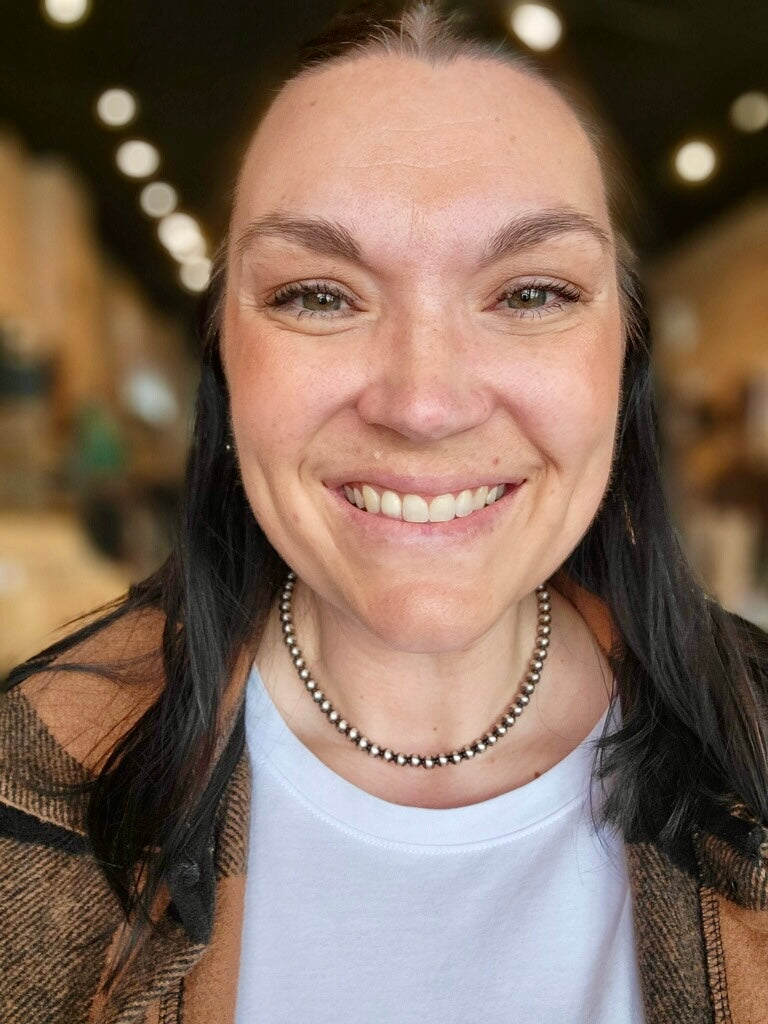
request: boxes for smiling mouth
[341,482,514,523]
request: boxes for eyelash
[265,277,583,321]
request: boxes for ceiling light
[673,140,718,183]
[115,140,160,179]
[179,258,213,293]
[140,182,178,218]
[42,0,91,26]
[730,91,768,133]
[509,3,563,52]
[158,213,206,260]
[96,89,137,128]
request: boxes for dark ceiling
[2,0,766,335]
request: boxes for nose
[355,312,493,442]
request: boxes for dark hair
[5,0,768,1000]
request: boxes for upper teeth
[342,483,507,523]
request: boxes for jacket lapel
[625,839,714,1023]
[0,651,253,1024]
[93,687,254,1024]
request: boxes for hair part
[5,0,767,1002]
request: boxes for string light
[158,213,206,260]
[115,140,161,179]
[509,3,563,51]
[179,258,212,293]
[140,182,178,218]
[730,91,768,133]
[673,139,718,183]
[96,89,137,128]
[42,0,91,26]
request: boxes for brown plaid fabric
[2,580,768,1023]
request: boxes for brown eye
[267,281,352,319]
[300,291,343,313]
[505,286,549,310]
[496,280,583,319]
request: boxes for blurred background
[1,0,767,674]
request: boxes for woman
[2,3,767,1022]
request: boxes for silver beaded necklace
[279,571,552,769]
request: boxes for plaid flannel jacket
[2,574,768,1024]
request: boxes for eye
[265,280,353,319]
[497,280,583,319]
[262,277,583,322]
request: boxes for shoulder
[5,604,168,774]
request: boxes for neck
[294,577,544,757]
[256,573,613,774]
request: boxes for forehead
[232,53,610,253]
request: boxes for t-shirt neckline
[246,661,615,848]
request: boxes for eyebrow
[233,206,612,268]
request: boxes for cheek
[510,325,623,475]
[224,325,323,466]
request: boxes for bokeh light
[96,89,138,128]
[41,0,91,26]
[139,182,178,218]
[158,213,206,260]
[121,370,179,426]
[673,140,718,183]
[509,3,563,52]
[115,140,161,179]
[179,258,212,293]
[730,91,768,133]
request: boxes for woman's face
[222,54,624,653]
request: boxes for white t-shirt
[235,663,646,1024]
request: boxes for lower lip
[328,483,525,544]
